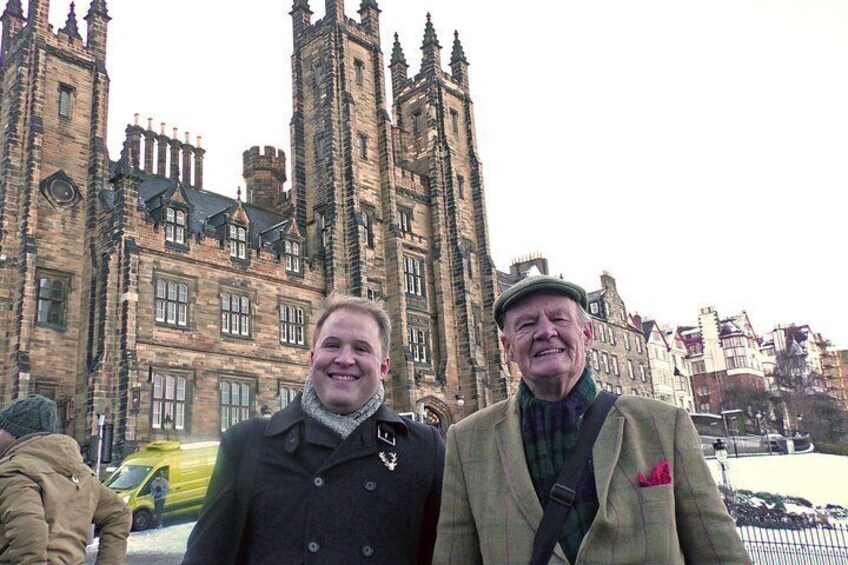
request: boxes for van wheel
[133,509,153,532]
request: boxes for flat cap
[493,275,588,329]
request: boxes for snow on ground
[87,521,194,564]
[87,452,848,561]
[705,452,848,508]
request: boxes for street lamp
[796,413,803,436]
[713,438,730,489]
[455,391,465,408]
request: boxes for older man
[434,275,749,564]
[184,294,444,564]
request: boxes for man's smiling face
[500,291,592,401]
[309,308,389,415]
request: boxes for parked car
[690,413,789,457]
[105,440,219,530]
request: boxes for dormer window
[165,207,186,244]
[229,225,247,259]
[285,240,301,273]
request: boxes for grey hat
[493,275,588,329]
[0,394,58,438]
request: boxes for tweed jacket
[433,394,751,564]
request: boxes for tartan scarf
[518,367,599,564]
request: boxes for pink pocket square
[637,459,672,487]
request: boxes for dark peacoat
[183,397,444,565]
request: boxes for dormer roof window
[284,240,301,273]
[230,225,247,260]
[165,207,187,245]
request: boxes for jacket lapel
[591,409,625,513]
[494,396,569,562]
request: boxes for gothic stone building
[0,0,505,458]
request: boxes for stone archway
[417,395,453,432]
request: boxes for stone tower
[289,1,503,417]
[0,0,111,437]
[390,16,504,415]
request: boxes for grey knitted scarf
[301,378,385,439]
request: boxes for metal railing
[736,516,848,564]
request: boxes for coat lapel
[591,409,625,512]
[494,396,569,562]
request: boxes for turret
[1,0,25,53]
[59,2,82,41]
[420,13,442,77]
[290,0,312,40]
[26,0,48,33]
[243,146,287,212]
[84,0,110,64]
[325,0,344,23]
[450,30,469,89]
[358,0,379,38]
[389,32,408,99]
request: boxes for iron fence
[736,517,848,565]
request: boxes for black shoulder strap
[530,390,618,565]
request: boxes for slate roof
[106,162,291,248]
[496,270,526,293]
[641,319,656,341]
[587,289,604,302]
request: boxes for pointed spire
[85,0,110,21]
[236,187,242,202]
[421,13,440,49]
[359,0,378,9]
[61,3,82,40]
[450,30,467,65]
[292,0,310,10]
[391,32,406,66]
[2,0,23,19]
[114,138,134,177]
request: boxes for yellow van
[105,440,219,530]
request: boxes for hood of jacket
[0,433,86,477]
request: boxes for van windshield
[105,465,153,491]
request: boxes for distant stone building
[586,273,652,398]
[761,324,829,394]
[0,0,505,457]
[682,306,766,414]
[665,326,695,412]
[822,349,848,411]
[640,319,675,405]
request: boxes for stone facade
[0,0,506,458]
[682,306,766,414]
[585,273,652,397]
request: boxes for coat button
[313,476,324,487]
[361,544,375,558]
[307,541,320,553]
[364,480,377,491]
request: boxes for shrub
[816,442,848,456]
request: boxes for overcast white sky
[47,1,848,347]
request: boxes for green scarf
[518,367,599,563]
